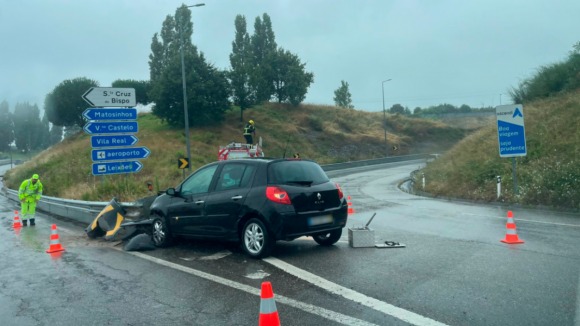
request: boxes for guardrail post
[497,176,501,199]
[422,173,425,189]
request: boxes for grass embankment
[420,90,580,210]
[4,103,467,202]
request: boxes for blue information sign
[92,147,150,162]
[83,121,138,135]
[496,104,527,158]
[83,108,137,121]
[91,135,139,148]
[92,161,143,176]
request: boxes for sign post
[496,104,527,195]
[83,87,149,182]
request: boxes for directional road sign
[92,161,143,176]
[82,87,136,107]
[83,108,137,121]
[92,147,150,162]
[178,158,189,169]
[392,145,398,151]
[496,104,527,158]
[91,135,139,148]
[84,122,138,135]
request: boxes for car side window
[240,165,255,188]
[180,165,218,196]
[215,164,247,192]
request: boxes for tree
[333,81,354,109]
[459,104,472,113]
[250,14,278,103]
[13,102,42,152]
[44,77,100,128]
[0,100,13,153]
[268,48,314,106]
[229,15,255,121]
[413,107,422,115]
[148,6,198,87]
[389,103,405,115]
[404,107,412,115]
[49,124,63,146]
[149,51,230,127]
[112,79,152,105]
[38,111,51,149]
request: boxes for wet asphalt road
[1,161,579,326]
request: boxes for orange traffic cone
[500,211,524,244]
[12,211,22,228]
[347,196,356,214]
[46,224,66,253]
[259,282,280,326]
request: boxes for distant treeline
[387,103,495,116]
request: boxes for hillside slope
[4,103,467,201]
[420,90,580,209]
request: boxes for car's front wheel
[241,218,274,259]
[313,229,342,246]
[152,216,172,247]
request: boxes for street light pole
[178,3,205,174]
[381,79,392,158]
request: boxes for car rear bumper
[270,201,348,241]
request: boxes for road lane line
[121,250,379,326]
[576,270,580,326]
[264,257,449,326]
[463,213,580,227]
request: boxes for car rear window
[268,161,329,185]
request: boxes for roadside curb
[398,177,580,214]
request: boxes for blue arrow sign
[91,135,139,148]
[92,161,143,176]
[84,121,138,135]
[92,147,151,162]
[496,104,527,158]
[83,108,137,121]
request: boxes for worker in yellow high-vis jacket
[18,174,43,226]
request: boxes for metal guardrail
[1,154,436,224]
[0,159,11,166]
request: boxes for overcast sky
[1,0,579,114]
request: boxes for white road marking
[463,213,580,227]
[179,257,196,261]
[263,256,449,326]
[245,270,270,280]
[199,250,232,260]
[121,250,379,326]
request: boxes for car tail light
[335,183,344,199]
[266,186,292,205]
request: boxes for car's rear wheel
[313,229,342,246]
[152,216,172,247]
[241,218,274,259]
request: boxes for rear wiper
[286,181,314,186]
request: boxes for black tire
[241,218,274,259]
[313,229,342,246]
[152,216,172,248]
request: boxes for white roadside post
[422,173,425,189]
[497,176,501,199]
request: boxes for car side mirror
[166,188,176,196]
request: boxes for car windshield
[268,161,329,186]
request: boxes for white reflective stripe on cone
[260,297,278,314]
[50,239,61,245]
[52,229,58,235]
[506,229,517,235]
[507,218,515,223]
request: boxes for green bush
[309,115,323,131]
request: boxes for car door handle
[195,200,205,205]
[231,196,243,200]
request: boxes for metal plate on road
[92,161,143,176]
[496,104,527,157]
[92,147,150,162]
[82,87,136,107]
[83,108,137,121]
[84,121,139,135]
[91,135,139,148]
